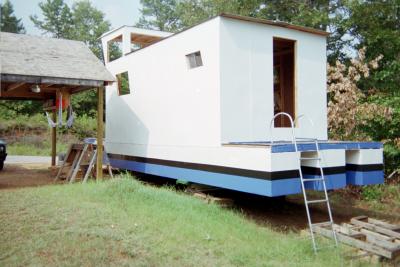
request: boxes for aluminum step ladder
[270,112,338,253]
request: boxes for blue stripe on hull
[110,158,302,197]
[346,170,384,185]
[229,141,382,153]
[303,173,347,191]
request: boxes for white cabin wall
[219,17,327,142]
[105,17,221,153]
[220,18,272,143]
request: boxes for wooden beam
[51,110,57,166]
[41,77,104,87]
[96,86,104,180]
[6,82,25,91]
[0,88,54,99]
[1,74,41,83]
[41,84,54,88]
[1,74,105,88]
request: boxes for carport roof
[0,32,115,100]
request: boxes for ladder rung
[300,157,321,160]
[307,199,328,204]
[303,178,324,182]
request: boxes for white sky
[9,0,142,35]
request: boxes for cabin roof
[220,14,329,37]
[0,32,115,100]
[0,32,115,84]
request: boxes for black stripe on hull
[108,154,384,181]
[301,166,346,176]
[346,164,383,172]
[108,153,299,181]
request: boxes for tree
[30,0,73,38]
[136,0,260,32]
[327,48,388,139]
[346,0,400,93]
[70,1,111,58]
[175,0,259,29]
[0,0,25,33]
[136,0,181,32]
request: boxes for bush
[359,92,400,174]
[0,113,48,137]
[361,185,384,201]
[70,114,97,139]
[327,48,399,177]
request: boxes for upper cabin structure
[101,15,383,197]
[101,14,329,144]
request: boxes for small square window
[116,71,130,95]
[186,51,203,69]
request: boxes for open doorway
[273,37,296,127]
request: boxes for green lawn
[0,175,352,267]
[7,142,69,156]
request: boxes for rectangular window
[273,37,296,127]
[117,71,130,95]
[186,51,203,69]
[107,35,123,62]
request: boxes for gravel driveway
[6,155,52,164]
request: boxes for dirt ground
[1,164,398,232]
[0,163,59,190]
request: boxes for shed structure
[101,14,384,196]
[0,32,115,179]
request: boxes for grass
[328,184,400,214]
[358,184,400,212]
[0,174,352,267]
[7,141,69,156]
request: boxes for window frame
[186,51,203,69]
[116,71,131,96]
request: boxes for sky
[9,0,142,35]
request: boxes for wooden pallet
[313,216,400,260]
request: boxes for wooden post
[96,86,104,180]
[51,109,57,166]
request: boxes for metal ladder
[270,112,338,253]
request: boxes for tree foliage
[327,48,389,139]
[0,0,25,33]
[137,0,181,32]
[70,1,111,58]
[346,0,400,93]
[30,0,73,38]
